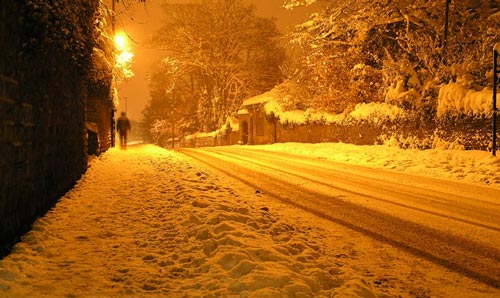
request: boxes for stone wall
[178,115,498,152]
[275,121,407,146]
[0,0,100,257]
[0,72,88,257]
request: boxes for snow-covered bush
[347,102,406,125]
[379,134,432,150]
[150,119,170,145]
[263,87,405,126]
[437,82,497,118]
[432,135,466,151]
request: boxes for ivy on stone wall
[19,1,98,79]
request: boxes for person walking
[116,112,131,149]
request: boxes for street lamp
[109,0,138,147]
[113,31,134,80]
[493,43,500,156]
[114,32,127,50]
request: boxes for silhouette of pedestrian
[116,112,131,149]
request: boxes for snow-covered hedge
[437,82,498,117]
[264,92,406,126]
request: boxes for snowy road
[180,146,500,289]
[2,144,499,297]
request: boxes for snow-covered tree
[89,2,114,101]
[142,58,199,144]
[283,0,500,116]
[283,0,392,113]
[151,0,285,132]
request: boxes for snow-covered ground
[0,143,499,297]
[243,142,500,188]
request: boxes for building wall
[0,74,87,257]
[250,105,276,145]
[96,101,113,152]
[85,96,113,154]
[237,104,276,145]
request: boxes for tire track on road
[205,148,500,232]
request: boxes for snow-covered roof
[237,108,250,115]
[228,116,239,131]
[242,91,275,107]
[84,121,99,133]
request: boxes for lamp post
[109,0,137,147]
[493,44,499,156]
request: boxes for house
[237,92,277,145]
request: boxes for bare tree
[151,0,285,132]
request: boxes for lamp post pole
[493,45,499,156]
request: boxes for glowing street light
[113,31,134,82]
[114,32,128,51]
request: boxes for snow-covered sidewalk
[0,144,499,297]
[0,145,347,297]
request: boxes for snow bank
[437,82,498,117]
[245,142,500,187]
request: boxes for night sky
[109,0,317,121]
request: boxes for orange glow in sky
[108,0,318,121]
